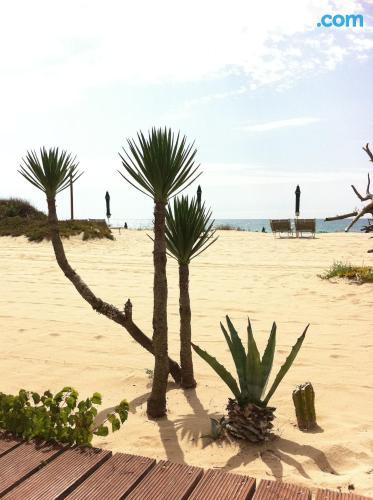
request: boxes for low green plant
[319,261,373,283]
[0,217,113,242]
[0,198,46,219]
[0,387,128,445]
[192,316,309,442]
[192,316,308,407]
[214,224,244,231]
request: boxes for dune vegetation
[320,261,373,283]
[0,198,113,242]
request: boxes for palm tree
[119,128,200,418]
[19,147,182,383]
[165,196,217,388]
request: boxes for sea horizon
[109,217,372,233]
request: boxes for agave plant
[166,195,217,389]
[119,128,201,418]
[192,316,309,442]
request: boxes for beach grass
[320,261,373,283]
[0,198,113,242]
[214,224,244,231]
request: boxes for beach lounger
[270,219,293,237]
[294,218,316,238]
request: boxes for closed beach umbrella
[197,185,202,208]
[105,191,111,220]
[295,185,301,216]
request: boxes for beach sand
[1,230,372,496]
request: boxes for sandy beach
[1,230,372,496]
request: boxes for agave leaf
[263,324,309,406]
[224,316,248,398]
[246,319,263,403]
[260,322,276,397]
[191,342,240,400]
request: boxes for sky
[1,0,373,221]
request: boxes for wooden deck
[0,435,371,499]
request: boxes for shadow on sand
[127,386,336,480]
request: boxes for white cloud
[238,117,321,132]
[0,0,371,117]
[202,162,368,186]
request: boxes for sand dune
[1,230,372,496]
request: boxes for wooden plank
[0,434,22,457]
[65,453,155,500]
[253,479,311,499]
[0,440,64,496]
[126,460,203,500]
[316,489,372,500]
[189,469,256,499]
[3,446,111,500]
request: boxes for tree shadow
[127,382,186,464]
[224,436,338,481]
[173,388,220,449]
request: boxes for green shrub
[214,224,244,231]
[0,387,128,445]
[319,261,373,283]
[0,198,46,219]
[0,217,113,242]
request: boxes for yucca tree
[192,316,309,442]
[166,195,217,389]
[19,147,182,384]
[119,128,201,418]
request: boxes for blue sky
[1,0,373,220]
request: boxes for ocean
[110,218,372,233]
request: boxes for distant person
[124,222,128,229]
[262,226,266,233]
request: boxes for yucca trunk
[223,399,275,443]
[46,197,181,384]
[179,263,196,389]
[147,201,169,418]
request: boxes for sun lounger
[294,218,316,238]
[270,219,293,237]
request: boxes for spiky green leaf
[263,324,309,406]
[119,128,201,203]
[246,319,263,403]
[165,195,217,264]
[224,316,248,398]
[19,147,82,199]
[260,322,276,396]
[191,342,240,400]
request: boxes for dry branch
[325,142,373,251]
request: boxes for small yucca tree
[119,128,201,418]
[192,316,309,442]
[166,195,217,389]
[19,148,81,247]
[19,147,183,385]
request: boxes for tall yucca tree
[119,128,201,418]
[166,195,217,388]
[19,147,182,384]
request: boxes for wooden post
[70,173,74,220]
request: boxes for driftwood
[325,143,373,252]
